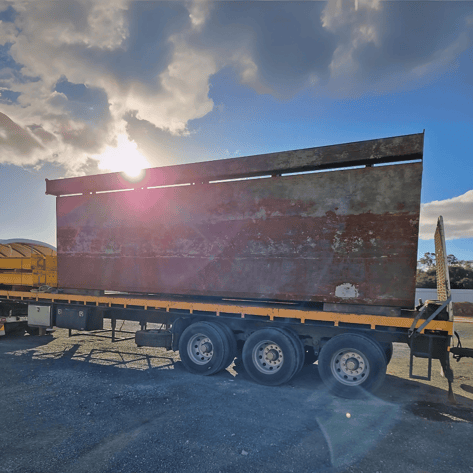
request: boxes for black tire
[318,333,387,399]
[277,327,304,374]
[242,328,298,386]
[214,321,237,370]
[178,322,227,375]
[380,342,394,365]
[304,347,318,365]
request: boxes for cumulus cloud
[0,111,43,159]
[0,0,472,175]
[321,0,473,95]
[419,190,473,240]
[0,0,224,172]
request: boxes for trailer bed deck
[0,289,453,335]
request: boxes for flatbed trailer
[0,256,462,400]
[1,133,472,400]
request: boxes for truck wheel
[178,322,228,375]
[276,327,304,374]
[380,341,394,365]
[242,328,298,386]
[214,321,237,370]
[318,334,387,399]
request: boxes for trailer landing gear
[439,354,457,405]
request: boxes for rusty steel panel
[55,161,422,308]
[46,133,423,196]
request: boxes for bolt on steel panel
[55,161,422,308]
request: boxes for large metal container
[47,133,423,308]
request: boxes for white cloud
[12,0,129,51]
[125,35,217,134]
[187,0,211,30]
[0,0,472,175]
[0,0,217,173]
[419,190,473,240]
[0,1,132,172]
[322,0,382,83]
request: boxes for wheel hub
[187,334,214,365]
[345,357,360,372]
[266,348,280,362]
[331,349,370,386]
[253,341,284,374]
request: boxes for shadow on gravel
[0,331,54,348]
[409,401,473,423]
[6,335,473,410]
[32,346,177,370]
[3,338,176,372]
[378,374,473,408]
[460,383,473,394]
[3,335,473,473]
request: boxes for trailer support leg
[439,354,456,405]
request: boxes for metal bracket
[409,297,451,337]
[408,305,427,337]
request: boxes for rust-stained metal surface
[46,133,423,196]
[53,133,423,308]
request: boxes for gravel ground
[1,320,473,473]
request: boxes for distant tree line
[416,253,473,289]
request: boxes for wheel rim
[252,340,284,374]
[187,333,214,365]
[330,348,370,386]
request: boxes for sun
[95,134,149,178]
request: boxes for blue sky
[0,1,472,261]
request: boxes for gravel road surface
[1,321,473,473]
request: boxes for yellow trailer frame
[0,289,453,335]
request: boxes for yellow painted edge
[0,258,33,270]
[0,274,34,285]
[0,289,453,334]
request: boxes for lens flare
[94,135,149,178]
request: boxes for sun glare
[95,135,149,178]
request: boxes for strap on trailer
[408,297,451,337]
